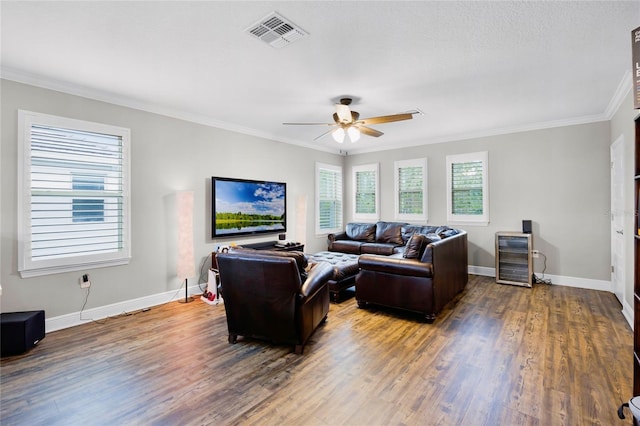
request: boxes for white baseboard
[622,299,634,330]
[468,265,495,277]
[45,267,616,333]
[468,265,612,292]
[45,283,206,333]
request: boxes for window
[315,162,343,234]
[446,151,489,225]
[394,158,427,221]
[353,163,379,221]
[18,110,131,277]
[72,176,105,223]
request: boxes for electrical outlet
[532,250,540,258]
[80,274,91,288]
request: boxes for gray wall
[0,80,341,317]
[0,78,627,322]
[344,120,612,282]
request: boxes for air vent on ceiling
[246,12,308,49]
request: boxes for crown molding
[2,66,622,158]
[344,113,609,155]
[0,67,342,156]
[604,69,632,120]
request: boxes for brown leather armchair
[216,250,334,354]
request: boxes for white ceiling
[2,1,639,155]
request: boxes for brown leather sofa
[216,249,334,354]
[355,227,468,322]
[328,222,406,255]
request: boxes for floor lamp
[177,191,195,303]
[295,194,307,246]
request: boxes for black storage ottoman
[1,310,45,356]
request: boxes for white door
[610,135,625,304]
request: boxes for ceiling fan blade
[335,104,353,123]
[356,125,384,137]
[313,128,336,141]
[283,122,334,126]
[358,113,416,126]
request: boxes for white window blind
[451,161,483,214]
[353,163,379,221]
[18,110,131,277]
[446,151,489,225]
[315,163,343,234]
[394,158,427,221]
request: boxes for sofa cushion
[329,240,363,254]
[401,224,438,244]
[361,242,396,256]
[403,234,427,259]
[375,221,404,245]
[435,226,459,239]
[401,225,422,244]
[346,223,376,242]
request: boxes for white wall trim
[468,265,495,277]
[604,70,632,119]
[0,67,339,155]
[45,266,618,333]
[0,67,612,157]
[469,265,612,292]
[45,283,208,333]
[622,299,634,331]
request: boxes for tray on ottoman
[308,251,359,302]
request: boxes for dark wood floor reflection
[1,275,633,425]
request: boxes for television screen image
[212,177,286,238]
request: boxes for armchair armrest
[358,255,433,278]
[300,262,334,299]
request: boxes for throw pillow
[403,234,427,259]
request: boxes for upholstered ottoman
[307,251,359,302]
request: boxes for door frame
[610,135,625,304]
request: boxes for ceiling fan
[283,98,421,143]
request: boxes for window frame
[18,110,131,277]
[446,151,489,226]
[315,162,343,235]
[352,163,380,221]
[394,158,428,222]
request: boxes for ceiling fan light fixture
[332,127,345,143]
[347,127,360,142]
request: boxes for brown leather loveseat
[216,249,334,354]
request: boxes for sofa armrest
[300,262,334,298]
[429,231,468,275]
[358,254,433,278]
[429,231,468,312]
[328,232,348,243]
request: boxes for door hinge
[612,265,615,273]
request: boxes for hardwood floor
[1,275,633,425]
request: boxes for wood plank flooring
[0,275,634,425]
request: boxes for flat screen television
[211,176,286,238]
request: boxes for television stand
[242,241,304,252]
